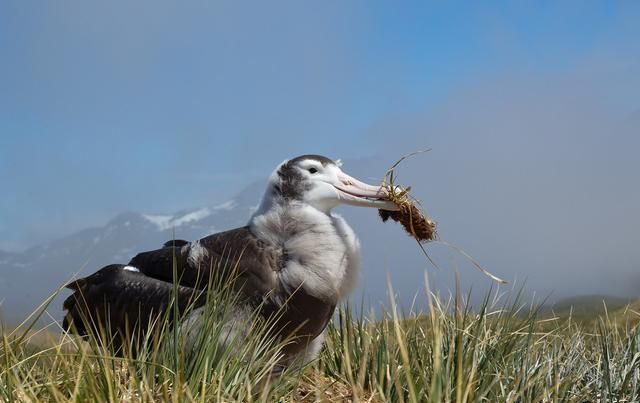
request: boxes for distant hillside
[610,300,640,325]
[544,295,635,322]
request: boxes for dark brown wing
[62,264,203,349]
[128,226,283,297]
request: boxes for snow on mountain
[213,200,237,211]
[142,201,237,231]
[142,214,175,230]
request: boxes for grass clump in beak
[378,151,437,243]
[378,189,437,243]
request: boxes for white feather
[187,240,209,267]
[251,160,287,218]
[122,265,139,272]
[331,213,361,297]
[181,305,252,353]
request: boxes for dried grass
[378,198,437,243]
[378,150,437,243]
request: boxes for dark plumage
[63,264,202,349]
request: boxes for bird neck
[248,201,332,247]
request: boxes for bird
[62,154,399,369]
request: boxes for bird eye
[308,167,318,174]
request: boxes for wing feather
[128,227,281,294]
[62,264,203,348]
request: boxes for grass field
[2,285,640,402]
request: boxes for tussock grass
[2,281,640,401]
[379,150,437,243]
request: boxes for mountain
[611,299,640,326]
[0,186,264,325]
[539,295,640,327]
[541,295,634,324]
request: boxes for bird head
[258,154,400,214]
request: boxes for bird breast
[249,204,361,303]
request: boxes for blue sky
[1,1,639,257]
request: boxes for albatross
[63,154,399,368]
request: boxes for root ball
[379,200,437,242]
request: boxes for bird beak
[334,172,400,211]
